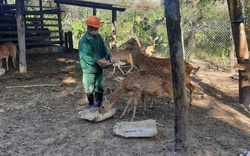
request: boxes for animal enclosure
[0,0,64,47]
[0,52,249,155]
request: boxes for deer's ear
[149,36,153,42]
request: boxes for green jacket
[78,32,112,74]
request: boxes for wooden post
[64,32,69,52]
[56,3,64,46]
[68,31,73,52]
[111,9,117,50]
[93,8,96,15]
[39,0,44,28]
[227,0,250,104]
[16,0,27,73]
[164,0,189,155]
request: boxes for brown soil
[0,52,249,156]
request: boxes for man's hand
[97,58,108,66]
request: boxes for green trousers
[82,72,104,94]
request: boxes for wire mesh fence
[182,19,234,71]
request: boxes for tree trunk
[164,0,189,155]
[227,0,250,104]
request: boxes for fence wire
[182,19,234,71]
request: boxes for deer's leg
[12,56,16,68]
[126,59,135,75]
[6,56,9,71]
[131,90,141,121]
[187,82,195,104]
[0,59,2,68]
[149,98,155,108]
[140,94,146,114]
[117,61,125,75]
[125,65,133,75]
[112,66,116,75]
[120,94,134,119]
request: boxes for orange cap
[86,16,101,28]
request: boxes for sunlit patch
[56,58,66,62]
[56,58,76,63]
[65,59,76,63]
[195,96,250,134]
[63,77,76,84]
[61,65,76,72]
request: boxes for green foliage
[70,20,85,40]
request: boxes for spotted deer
[0,42,17,71]
[105,41,135,75]
[119,37,196,103]
[110,49,135,75]
[144,36,159,56]
[100,70,174,121]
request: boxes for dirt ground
[0,52,250,156]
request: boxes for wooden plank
[0,38,63,44]
[0,4,16,10]
[25,17,62,21]
[0,16,16,20]
[25,10,63,15]
[0,3,15,9]
[0,38,18,42]
[54,0,126,12]
[26,24,62,27]
[25,40,64,46]
[25,36,62,41]
[0,23,16,27]
[0,10,63,14]
[0,10,16,13]
[0,30,63,34]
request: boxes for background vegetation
[7,0,250,69]
[60,0,250,63]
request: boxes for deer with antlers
[144,36,159,57]
[119,37,196,103]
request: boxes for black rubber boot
[95,92,103,107]
[87,94,95,108]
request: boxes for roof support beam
[54,0,126,12]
